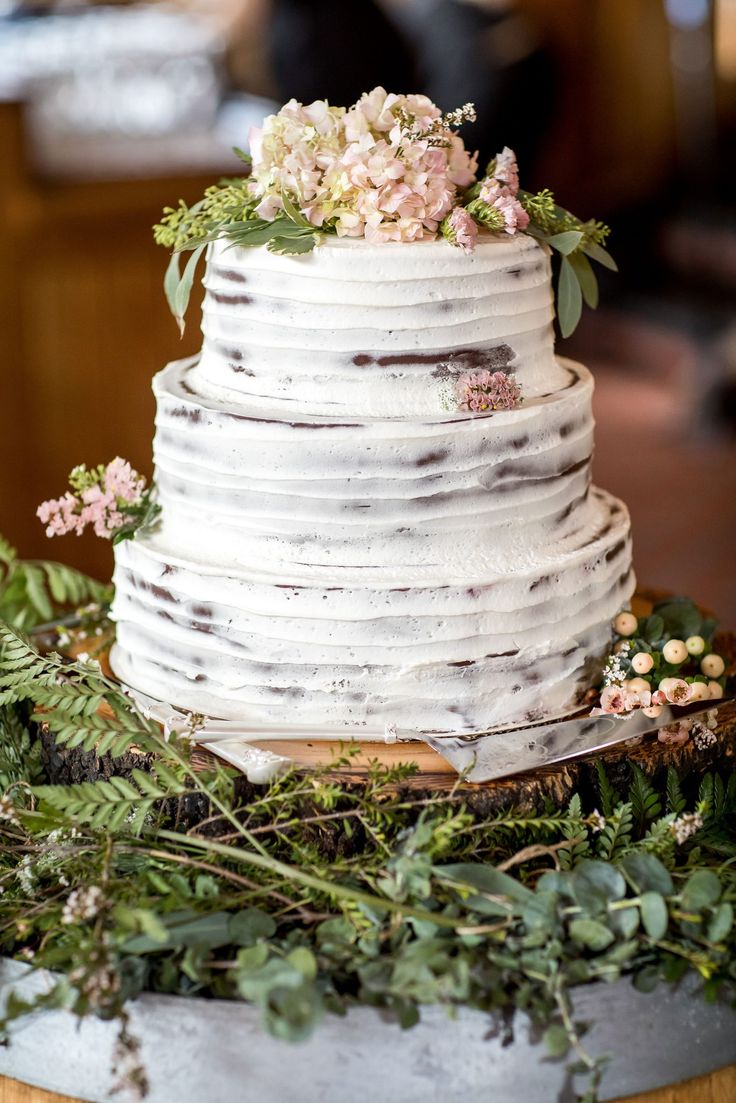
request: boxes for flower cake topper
[154,87,617,336]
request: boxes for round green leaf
[572,860,626,913]
[682,870,722,912]
[569,917,616,951]
[707,901,733,944]
[640,892,668,941]
[620,852,673,896]
[543,1022,570,1058]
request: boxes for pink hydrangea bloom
[103,457,145,503]
[446,207,478,254]
[37,458,146,540]
[37,493,85,538]
[456,370,522,413]
[247,87,478,244]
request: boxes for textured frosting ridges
[198,234,566,417]
[153,356,594,575]
[111,484,632,733]
[111,234,635,735]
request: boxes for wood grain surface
[2,1064,735,1103]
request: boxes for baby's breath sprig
[393,102,476,148]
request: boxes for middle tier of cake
[150,354,601,575]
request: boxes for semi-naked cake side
[110,232,635,735]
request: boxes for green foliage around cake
[0,536,110,632]
[0,546,734,1102]
[154,169,322,334]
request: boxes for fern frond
[33,766,187,834]
[634,814,677,861]
[596,802,633,861]
[38,708,152,758]
[595,761,622,819]
[629,764,663,831]
[558,792,590,870]
[665,767,687,816]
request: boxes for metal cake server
[421,697,731,783]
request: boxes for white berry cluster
[606,610,728,704]
[61,884,104,925]
[670,811,703,845]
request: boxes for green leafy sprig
[154,168,321,334]
[0,536,110,632]
[518,188,617,339]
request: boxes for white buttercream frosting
[198,233,565,417]
[111,232,635,735]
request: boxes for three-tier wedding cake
[109,89,635,736]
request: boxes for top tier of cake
[198,233,567,418]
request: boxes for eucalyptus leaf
[557,256,583,339]
[173,243,206,335]
[229,908,277,946]
[681,869,722,912]
[707,901,733,943]
[569,917,615,951]
[543,1022,570,1058]
[583,241,619,271]
[547,230,584,255]
[639,892,668,940]
[571,860,626,913]
[163,250,182,321]
[567,251,599,309]
[436,863,534,907]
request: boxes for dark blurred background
[1,0,735,622]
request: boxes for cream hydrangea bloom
[247,87,478,243]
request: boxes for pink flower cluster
[658,710,718,747]
[444,206,478,254]
[592,684,654,716]
[455,370,522,413]
[248,88,478,244]
[37,458,145,540]
[479,147,529,235]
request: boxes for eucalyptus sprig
[518,188,617,338]
[155,171,321,334]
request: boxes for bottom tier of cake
[110,487,634,735]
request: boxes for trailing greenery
[0,536,110,632]
[0,549,733,1100]
[154,167,321,334]
[0,614,734,1101]
[517,188,616,339]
